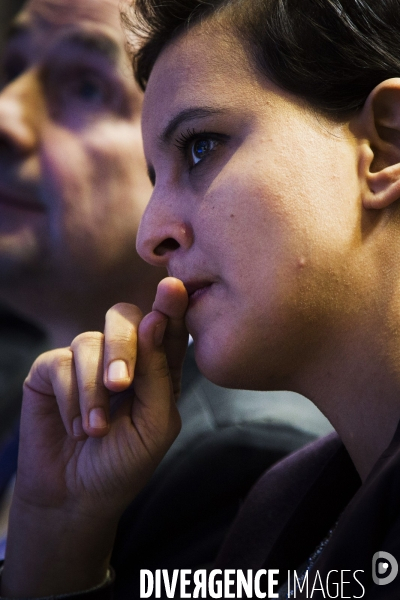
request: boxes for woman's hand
[1,277,188,598]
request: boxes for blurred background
[0,0,26,54]
[0,0,47,441]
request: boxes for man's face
[0,0,153,291]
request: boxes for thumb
[132,310,181,457]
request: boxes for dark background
[0,0,26,53]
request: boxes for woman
[2,0,400,597]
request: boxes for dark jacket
[216,427,400,599]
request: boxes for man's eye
[190,138,218,166]
[75,77,105,103]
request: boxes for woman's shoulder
[215,433,358,569]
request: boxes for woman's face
[138,25,364,391]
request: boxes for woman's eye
[175,130,225,170]
[190,138,218,166]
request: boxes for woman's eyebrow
[159,107,228,146]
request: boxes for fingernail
[72,415,84,437]
[89,407,108,429]
[108,360,129,382]
[154,319,168,346]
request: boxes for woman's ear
[355,78,400,210]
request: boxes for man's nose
[136,193,194,268]
[0,72,41,159]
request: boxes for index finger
[152,277,189,399]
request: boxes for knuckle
[152,356,171,381]
[50,350,75,383]
[40,348,73,375]
[71,331,104,351]
[106,302,143,322]
[81,380,102,396]
[31,348,67,367]
[52,349,74,369]
[108,331,136,346]
[25,348,73,391]
[136,352,170,380]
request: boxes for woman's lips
[184,281,214,306]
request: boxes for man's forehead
[18,0,124,38]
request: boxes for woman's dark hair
[125,0,400,118]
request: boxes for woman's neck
[295,326,400,482]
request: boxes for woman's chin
[190,329,290,392]
[191,336,229,386]
[191,334,254,389]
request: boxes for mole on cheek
[298,257,307,268]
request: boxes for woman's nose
[136,194,194,268]
[0,72,41,160]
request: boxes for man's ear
[354,78,400,210]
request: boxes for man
[0,0,159,437]
[0,0,332,595]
